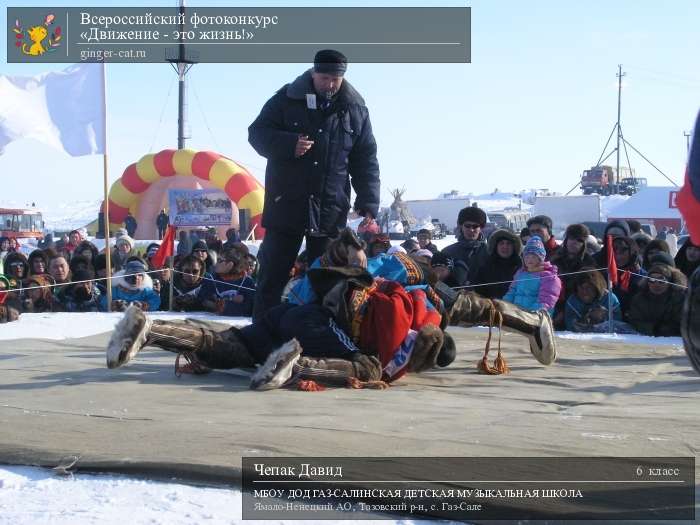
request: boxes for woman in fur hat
[628,255,687,337]
[641,239,671,271]
[503,236,561,314]
[75,240,99,268]
[472,229,522,299]
[27,249,50,277]
[21,274,61,313]
[674,237,700,279]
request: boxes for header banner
[8,7,470,63]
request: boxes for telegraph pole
[166,0,197,149]
[615,64,625,190]
[685,131,692,154]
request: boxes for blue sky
[1,0,699,208]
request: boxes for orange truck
[0,208,44,241]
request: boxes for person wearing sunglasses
[441,206,490,287]
[3,252,29,290]
[190,240,215,273]
[100,257,160,312]
[198,247,256,317]
[171,255,206,312]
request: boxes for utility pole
[615,64,625,190]
[166,0,197,149]
[685,131,692,154]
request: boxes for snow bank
[0,312,250,341]
[0,465,443,525]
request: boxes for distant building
[607,186,684,232]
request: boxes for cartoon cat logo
[13,14,62,56]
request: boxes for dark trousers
[252,229,329,322]
[158,227,166,240]
[240,302,358,362]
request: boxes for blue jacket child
[503,236,561,314]
[100,258,161,312]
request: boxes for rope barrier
[2,264,688,295]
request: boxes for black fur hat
[457,206,487,227]
[565,223,590,241]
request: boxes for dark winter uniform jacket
[62,284,102,312]
[170,272,206,312]
[472,229,522,299]
[441,234,490,286]
[248,69,380,236]
[627,267,687,337]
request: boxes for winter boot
[682,267,700,375]
[294,353,383,386]
[448,292,557,365]
[408,324,445,373]
[250,339,304,391]
[107,306,255,370]
[106,305,152,368]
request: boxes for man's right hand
[294,135,314,158]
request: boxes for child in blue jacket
[101,258,161,312]
[503,236,561,314]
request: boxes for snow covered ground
[0,311,687,524]
[0,465,443,525]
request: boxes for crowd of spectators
[1,209,697,338]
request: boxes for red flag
[606,234,618,286]
[151,225,175,269]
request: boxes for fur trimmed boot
[106,305,152,368]
[408,325,445,373]
[250,339,304,391]
[106,306,255,370]
[448,292,557,365]
[682,267,700,374]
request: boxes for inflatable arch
[105,149,265,240]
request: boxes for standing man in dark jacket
[124,212,138,238]
[248,49,380,321]
[156,209,169,240]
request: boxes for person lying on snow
[105,229,557,390]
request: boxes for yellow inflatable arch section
[106,149,265,238]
